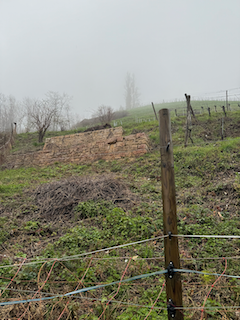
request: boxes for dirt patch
[33,174,137,220]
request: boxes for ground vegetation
[0,100,239,319]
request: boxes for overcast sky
[1,0,240,118]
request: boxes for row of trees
[0,92,74,143]
[0,73,141,142]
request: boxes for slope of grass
[0,103,240,319]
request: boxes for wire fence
[1,102,240,318]
[0,232,239,319]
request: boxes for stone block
[132,149,147,156]
[124,135,135,141]
[107,137,117,145]
[116,142,125,147]
[136,133,146,138]
[138,144,149,150]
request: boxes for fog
[1,0,240,119]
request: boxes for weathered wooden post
[207,107,211,116]
[159,109,184,320]
[221,117,224,140]
[151,102,158,121]
[226,90,228,111]
[184,94,192,147]
[189,104,196,119]
[214,105,217,113]
[222,105,226,117]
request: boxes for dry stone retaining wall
[5,127,150,168]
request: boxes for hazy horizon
[1,0,240,119]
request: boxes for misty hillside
[0,103,240,319]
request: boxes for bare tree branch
[92,105,114,125]
[22,92,72,142]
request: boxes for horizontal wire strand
[0,235,168,269]
[174,234,240,239]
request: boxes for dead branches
[33,175,136,220]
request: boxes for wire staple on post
[167,262,175,279]
[167,299,176,318]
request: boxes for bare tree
[0,93,21,133]
[124,73,140,109]
[23,92,72,142]
[92,105,114,125]
[46,92,72,131]
[70,113,83,130]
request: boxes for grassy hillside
[0,101,240,319]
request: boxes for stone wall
[5,127,150,169]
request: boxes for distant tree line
[0,72,141,141]
[0,91,76,143]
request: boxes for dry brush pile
[33,174,137,220]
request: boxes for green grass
[0,102,240,319]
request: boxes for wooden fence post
[189,104,196,119]
[226,90,228,111]
[207,107,211,117]
[222,106,226,117]
[221,117,224,140]
[151,102,158,121]
[184,94,193,147]
[159,109,184,320]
